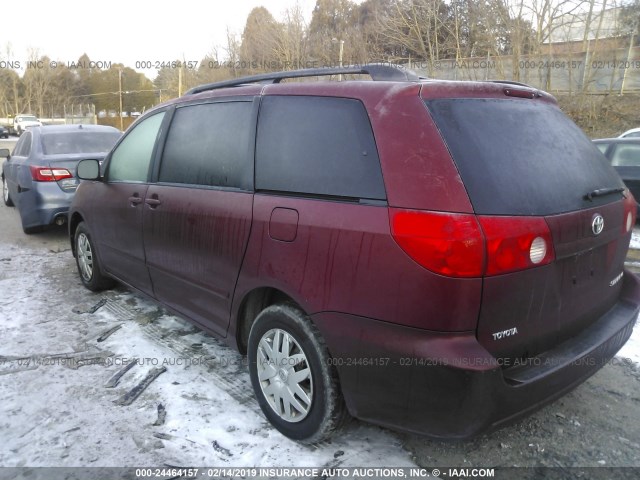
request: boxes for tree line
[1,0,639,120]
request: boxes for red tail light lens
[390,209,555,278]
[390,209,484,277]
[622,189,636,233]
[30,166,73,182]
[479,216,555,276]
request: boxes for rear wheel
[248,304,348,443]
[74,222,115,291]
[2,177,13,207]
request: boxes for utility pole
[332,38,345,81]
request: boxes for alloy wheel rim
[2,178,8,203]
[257,328,313,423]
[76,233,94,281]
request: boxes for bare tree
[377,0,451,71]
[22,50,56,117]
[273,3,310,69]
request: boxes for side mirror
[0,148,10,159]
[77,159,101,180]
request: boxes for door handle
[128,195,142,206]
[145,197,161,208]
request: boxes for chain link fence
[406,45,640,94]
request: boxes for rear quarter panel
[232,194,482,333]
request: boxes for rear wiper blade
[584,187,625,201]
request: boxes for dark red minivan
[69,64,640,443]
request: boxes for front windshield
[18,116,38,122]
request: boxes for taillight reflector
[390,209,555,278]
[30,166,73,182]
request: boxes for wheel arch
[69,211,84,256]
[234,286,299,355]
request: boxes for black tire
[2,176,13,207]
[248,304,348,443]
[74,221,115,291]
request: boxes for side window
[611,144,640,167]
[108,112,165,182]
[255,96,386,200]
[159,102,253,189]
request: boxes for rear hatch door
[425,92,632,362]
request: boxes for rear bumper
[312,270,640,438]
[20,183,74,228]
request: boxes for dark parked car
[1,124,121,233]
[593,138,640,209]
[0,126,8,139]
[69,65,640,443]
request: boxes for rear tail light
[390,209,484,278]
[30,166,73,182]
[390,209,555,278]
[479,216,555,276]
[622,189,636,233]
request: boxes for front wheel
[74,222,115,291]
[2,176,13,207]
[248,304,348,443]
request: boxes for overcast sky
[2,0,322,75]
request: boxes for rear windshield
[41,131,121,155]
[426,99,624,215]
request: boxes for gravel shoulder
[403,359,640,469]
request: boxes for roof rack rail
[185,63,423,95]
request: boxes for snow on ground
[623,226,640,363]
[630,227,640,250]
[618,314,640,364]
[0,242,415,467]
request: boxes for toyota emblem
[592,214,604,235]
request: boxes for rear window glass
[256,96,386,200]
[41,131,121,155]
[426,99,624,215]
